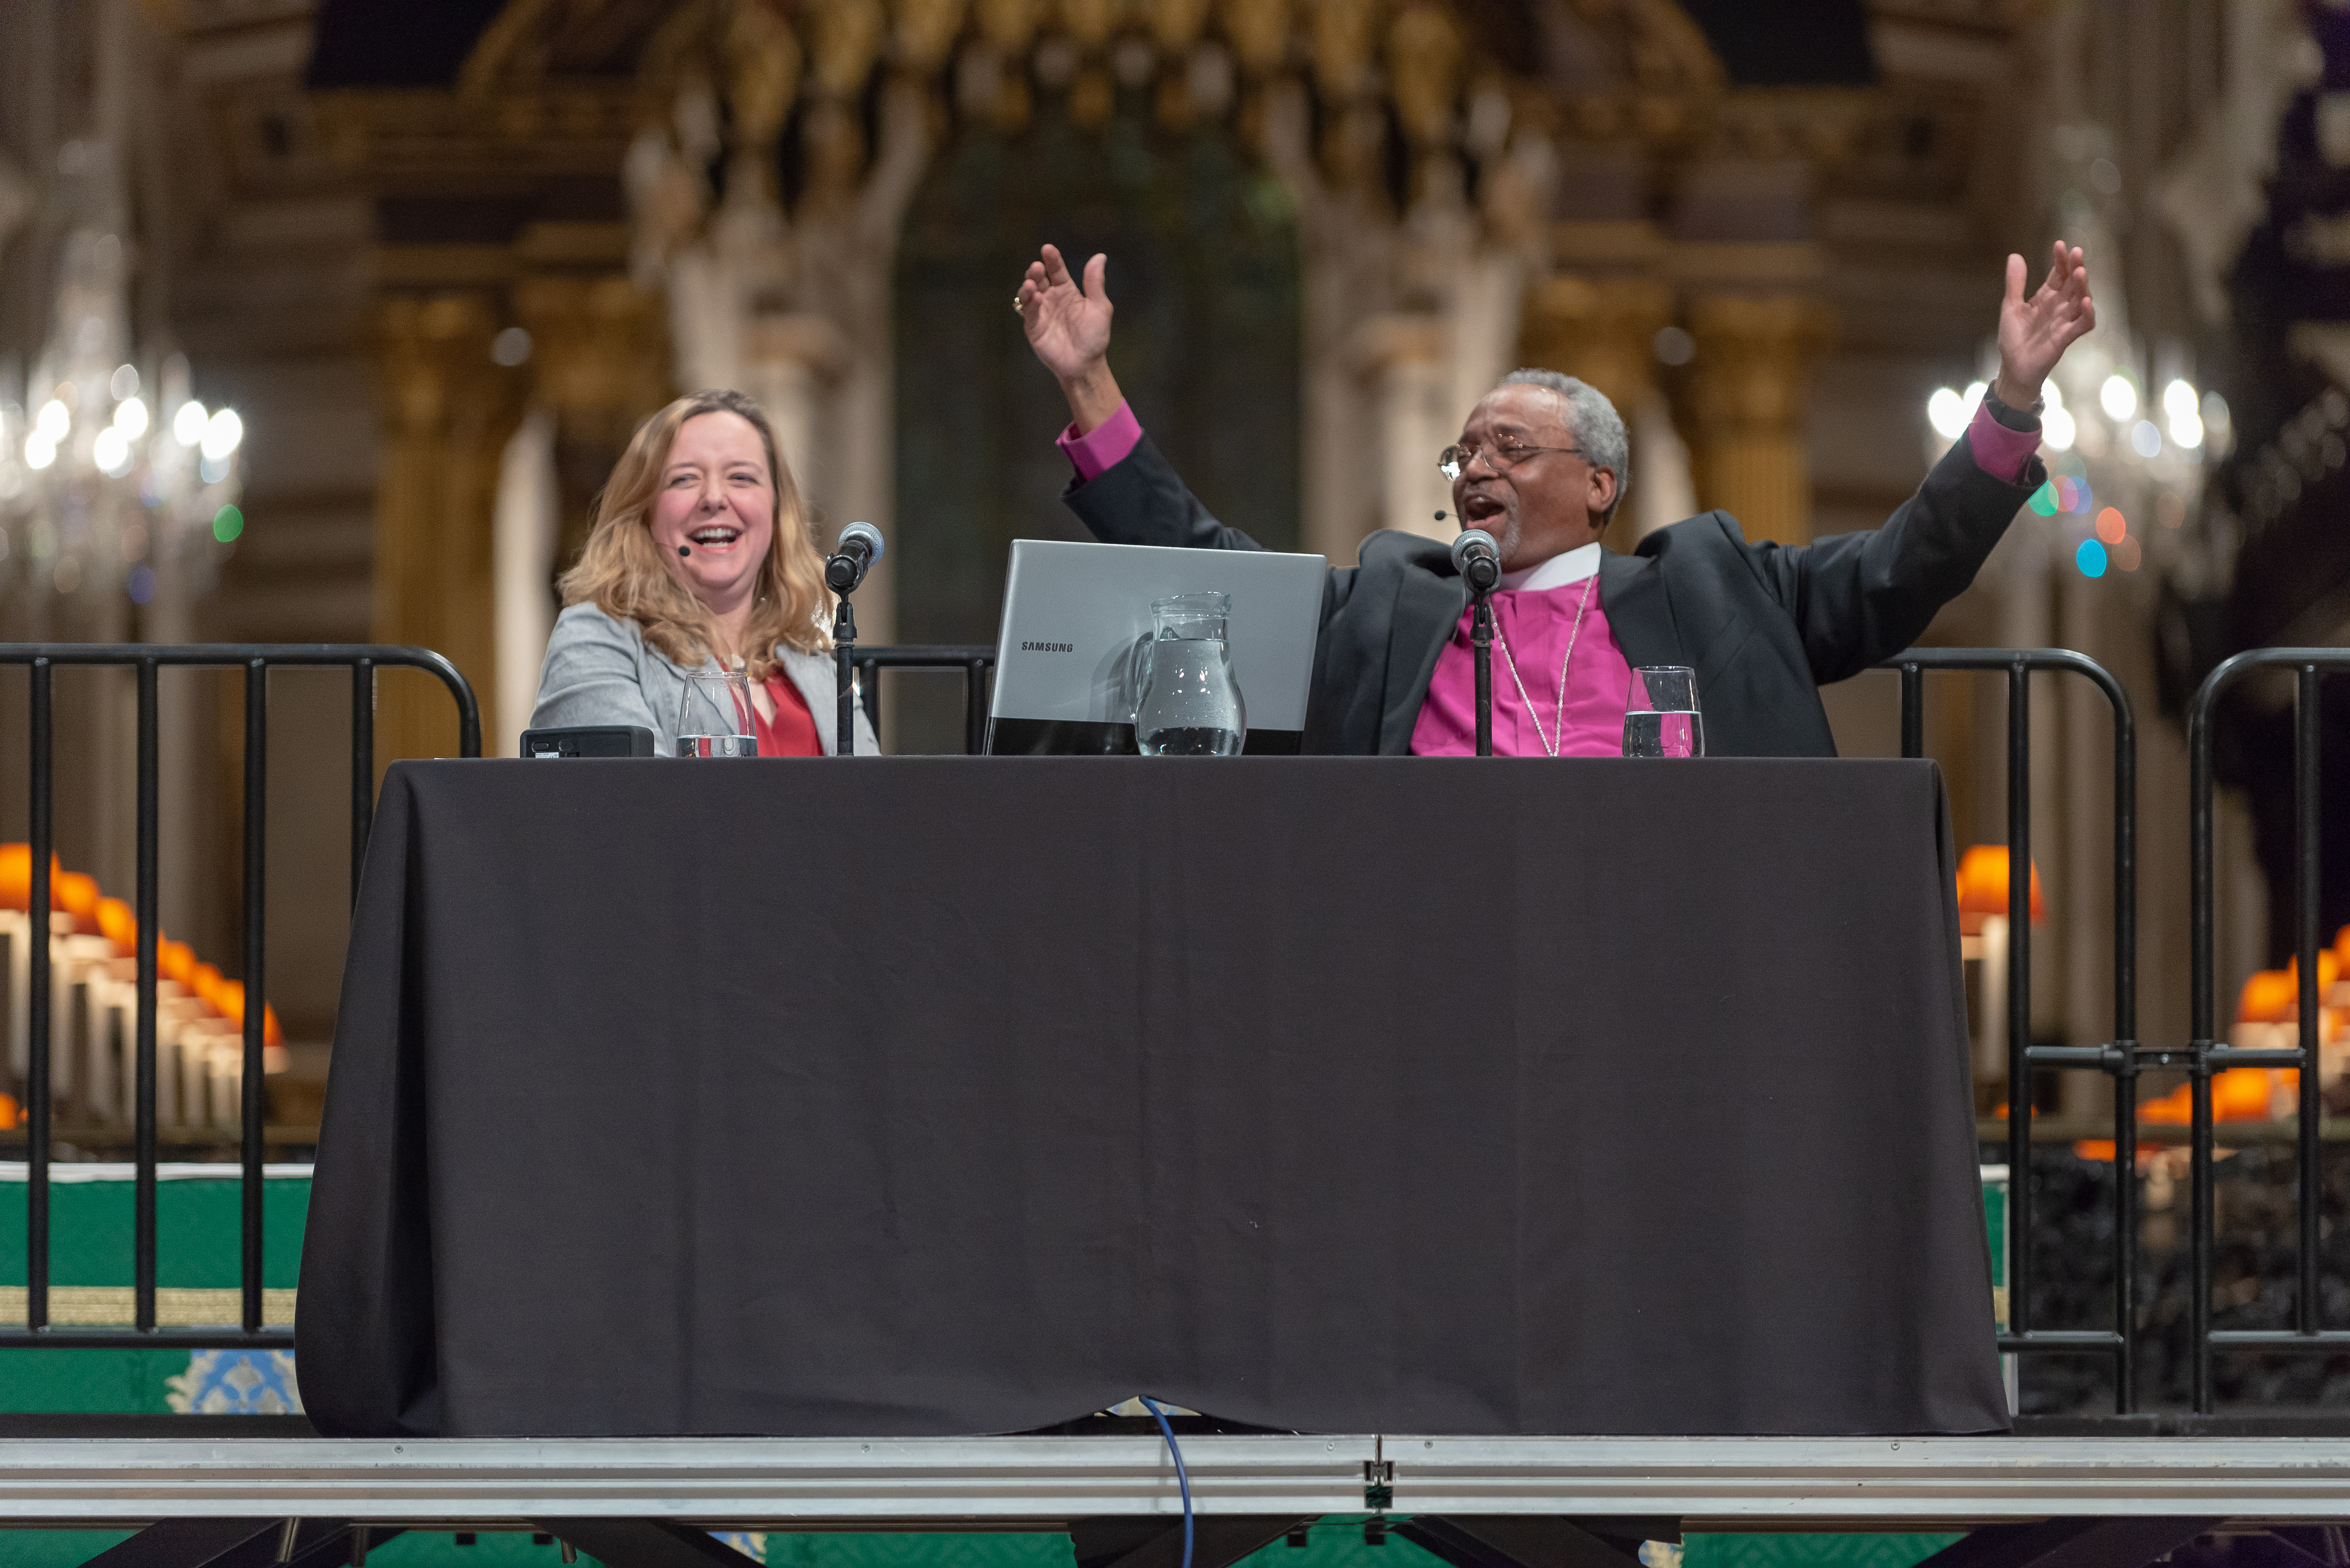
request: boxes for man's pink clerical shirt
[1055,398,2044,758]
[1409,544,1632,756]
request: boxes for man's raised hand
[1017,244,1124,432]
[1995,241,2095,411]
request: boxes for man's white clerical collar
[1498,542,1603,592]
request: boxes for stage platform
[7,1434,2350,1528]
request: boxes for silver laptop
[987,538,1327,754]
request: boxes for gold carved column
[514,273,671,572]
[1516,275,1674,429]
[372,294,524,762]
[1681,294,1832,547]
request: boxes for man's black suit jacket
[1063,433,2044,756]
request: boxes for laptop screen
[987,539,1327,755]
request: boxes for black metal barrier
[19,637,2329,1429]
[852,645,997,755]
[1877,648,2138,1411]
[2187,648,2350,1409]
[1,644,478,1351]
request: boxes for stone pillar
[371,293,522,764]
[1517,273,1685,541]
[826,339,901,651]
[1516,273,1672,425]
[1350,313,1453,547]
[515,277,669,441]
[739,310,895,650]
[509,267,670,760]
[492,408,559,759]
[742,314,852,511]
[1681,294,1833,547]
[514,272,671,572]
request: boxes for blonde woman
[531,389,878,757]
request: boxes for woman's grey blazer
[529,602,879,757]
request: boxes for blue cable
[1139,1396,1193,1568]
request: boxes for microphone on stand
[826,521,885,593]
[826,523,885,756]
[1450,529,1502,757]
[1450,528,1502,595]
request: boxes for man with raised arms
[1014,242,2094,757]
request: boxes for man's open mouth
[1461,493,1505,523]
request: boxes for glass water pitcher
[1133,592,1247,756]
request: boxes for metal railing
[2,644,478,1350]
[852,645,996,755]
[18,635,2331,1425]
[2187,649,2350,1409]
[1879,648,2139,1411]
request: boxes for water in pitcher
[1134,592,1247,756]
[1140,724,1246,757]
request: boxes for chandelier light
[1924,353,2227,583]
[0,226,244,607]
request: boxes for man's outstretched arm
[1017,242,1266,553]
[1759,241,2097,683]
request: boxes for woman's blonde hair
[558,389,830,679]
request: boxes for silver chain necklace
[1491,571,1596,758]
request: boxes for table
[297,758,2004,1439]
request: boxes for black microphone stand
[1470,586,1496,757]
[832,587,858,757]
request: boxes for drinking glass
[678,669,757,757]
[1133,592,1248,756]
[1622,665,1703,758]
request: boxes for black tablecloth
[298,757,2005,1439]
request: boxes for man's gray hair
[1497,369,1630,520]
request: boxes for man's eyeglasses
[1438,437,1587,482]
